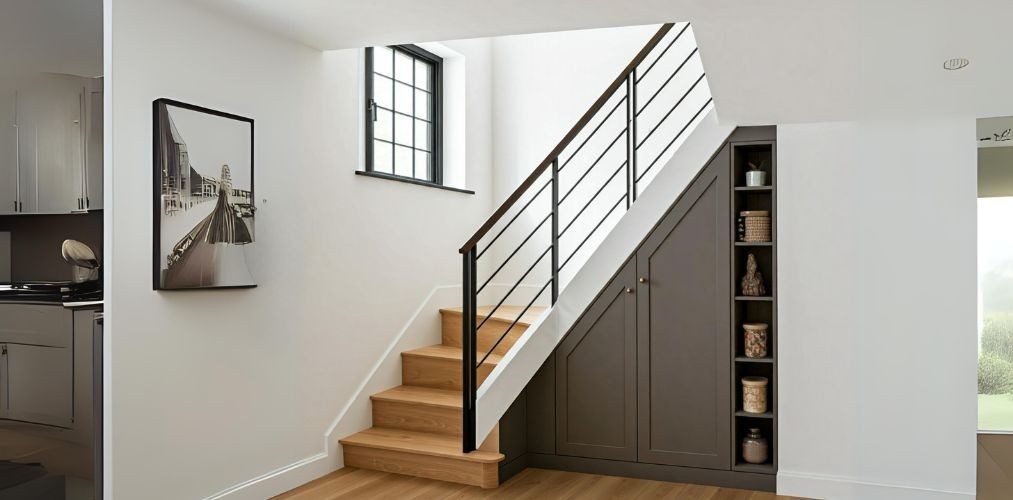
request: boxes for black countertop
[0,281,103,305]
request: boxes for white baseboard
[202,284,542,500]
[777,471,974,500]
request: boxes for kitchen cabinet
[0,303,75,428]
[0,73,102,214]
[2,343,73,427]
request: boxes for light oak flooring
[276,467,804,499]
[979,433,1013,500]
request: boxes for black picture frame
[152,98,256,291]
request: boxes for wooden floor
[276,467,804,499]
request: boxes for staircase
[341,20,713,489]
[339,306,544,488]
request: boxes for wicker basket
[741,211,771,242]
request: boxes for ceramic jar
[743,323,769,358]
[742,428,769,464]
[741,376,769,413]
[745,170,767,187]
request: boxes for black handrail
[460,22,712,452]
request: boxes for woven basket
[741,211,771,242]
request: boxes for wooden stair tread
[371,385,462,409]
[340,428,504,464]
[440,305,546,327]
[402,345,502,366]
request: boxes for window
[364,45,442,184]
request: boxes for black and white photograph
[153,99,256,290]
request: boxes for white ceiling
[0,0,102,77]
[189,0,1013,124]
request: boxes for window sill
[355,170,475,194]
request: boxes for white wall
[777,119,978,499]
[107,0,493,498]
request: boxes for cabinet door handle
[638,277,648,284]
[625,287,634,294]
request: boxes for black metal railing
[458,22,712,452]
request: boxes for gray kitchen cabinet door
[556,259,637,461]
[15,73,86,214]
[84,84,103,210]
[636,145,731,469]
[6,343,73,428]
[0,86,18,214]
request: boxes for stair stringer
[474,109,734,445]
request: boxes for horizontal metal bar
[478,276,553,368]
[559,160,626,238]
[477,212,551,295]
[560,193,628,271]
[635,48,699,117]
[558,94,627,173]
[373,72,433,93]
[636,23,691,84]
[559,128,627,204]
[374,104,433,123]
[636,73,706,150]
[477,178,552,260]
[637,96,713,183]
[373,137,432,154]
[476,245,553,333]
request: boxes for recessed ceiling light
[943,58,969,70]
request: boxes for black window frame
[364,44,444,185]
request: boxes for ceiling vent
[943,58,970,70]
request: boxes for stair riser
[401,354,494,391]
[372,400,462,436]
[343,445,498,488]
[440,313,527,355]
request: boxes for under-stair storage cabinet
[521,127,776,492]
[636,145,731,469]
[555,259,637,461]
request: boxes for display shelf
[731,139,777,476]
[733,462,775,474]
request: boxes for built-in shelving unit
[730,140,777,475]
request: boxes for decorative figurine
[741,253,766,296]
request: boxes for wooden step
[401,345,501,391]
[440,305,547,355]
[371,386,462,436]
[340,427,503,488]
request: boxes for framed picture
[153,98,256,290]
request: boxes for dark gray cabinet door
[636,146,730,469]
[556,259,637,461]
